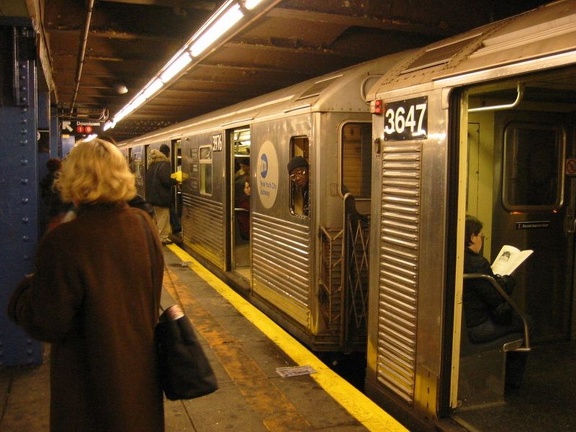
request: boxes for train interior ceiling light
[103,0,271,131]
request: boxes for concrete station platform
[0,245,406,432]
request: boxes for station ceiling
[4,0,551,142]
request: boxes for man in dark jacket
[145,144,178,244]
[463,215,529,388]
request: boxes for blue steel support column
[37,92,50,209]
[0,18,43,366]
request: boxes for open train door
[228,127,252,278]
[491,111,576,343]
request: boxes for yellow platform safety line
[167,245,408,432]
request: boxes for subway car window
[199,145,213,195]
[233,128,251,155]
[289,137,309,217]
[502,123,564,210]
[341,122,371,198]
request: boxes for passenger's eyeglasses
[289,169,307,180]
[476,233,485,240]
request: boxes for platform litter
[276,365,317,378]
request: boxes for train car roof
[6,0,552,141]
[366,0,576,99]
[118,51,411,147]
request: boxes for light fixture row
[103,0,270,131]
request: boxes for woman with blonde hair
[8,138,165,431]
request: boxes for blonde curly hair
[55,138,136,204]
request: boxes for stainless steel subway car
[118,53,406,352]
[119,2,576,429]
[364,0,576,430]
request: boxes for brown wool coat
[8,203,165,432]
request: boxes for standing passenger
[287,156,309,216]
[8,138,165,431]
[236,179,251,240]
[39,158,73,233]
[146,144,178,244]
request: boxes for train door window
[289,137,309,217]
[132,148,144,177]
[502,123,564,211]
[174,140,182,170]
[199,145,213,195]
[233,127,251,201]
[132,150,142,174]
[341,122,372,198]
[233,128,251,156]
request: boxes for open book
[491,245,533,276]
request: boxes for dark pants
[467,313,525,344]
[170,208,181,234]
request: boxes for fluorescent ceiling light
[108,0,279,129]
[244,0,265,10]
[131,94,147,111]
[143,78,164,99]
[84,134,99,141]
[115,104,136,122]
[190,4,243,57]
[161,52,192,83]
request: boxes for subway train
[119,1,576,430]
[118,51,409,355]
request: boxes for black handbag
[155,306,219,400]
[139,212,218,400]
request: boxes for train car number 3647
[384,96,428,141]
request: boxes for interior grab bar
[463,273,531,351]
